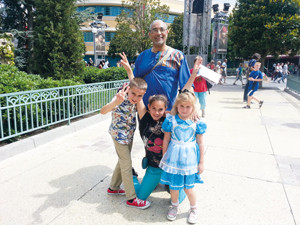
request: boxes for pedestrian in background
[243,53,261,102]
[243,62,264,109]
[190,56,207,118]
[233,63,244,85]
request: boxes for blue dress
[159,114,207,190]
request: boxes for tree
[32,0,85,80]
[108,0,169,57]
[166,13,183,51]
[108,23,137,59]
[1,0,35,72]
[229,0,300,61]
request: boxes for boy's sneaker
[187,207,198,224]
[107,188,126,195]
[259,101,264,108]
[126,198,151,209]
[167,205,178,221]
[243,105,250,109]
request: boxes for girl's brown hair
[148,94,168,108]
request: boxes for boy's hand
[115,84,129,105]
[119,52,131,72]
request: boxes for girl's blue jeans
[133,166,186,203]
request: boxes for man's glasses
[150,28,167,34]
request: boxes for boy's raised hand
[115,84,129,105]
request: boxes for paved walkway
[1,77,300,225]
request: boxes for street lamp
[211,3,230,63]
[90,13,107,66]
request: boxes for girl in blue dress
[159,90,207,224]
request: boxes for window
[84,32,93,42]
[105,6,111,15]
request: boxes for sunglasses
[180,89,195,96]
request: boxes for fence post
[67,88,71,125]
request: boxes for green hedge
[82,66,128,83]
[0,64,129,95]
[0,64,82,94]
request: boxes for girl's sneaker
[126,198,151,209]
[167,205,178,221]
[187,207,198,224]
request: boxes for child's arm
[100,85,129,114]
[196,134,204,174]
[182,58,202,91]
[162,132,171,156]
[119,52,134,80]
[120,52,147,119]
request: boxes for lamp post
[90,13,107,67]
[211,3,230,63]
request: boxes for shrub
[0,64,82,94]
[83,66,128,84]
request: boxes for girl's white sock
[190,204,197,209]
[171,201,179,207]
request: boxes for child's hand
[198,162,204,174]
[192,58,202,76]
[115,84,129,105]
[119,52,131,72]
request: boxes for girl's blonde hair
[170,91,197,118]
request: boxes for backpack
[206,80,213,94]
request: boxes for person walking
[243,53,261,102]
[233,63,244,85]
[243,62,264,109]
[190,56,207,117]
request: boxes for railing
[287,74,300,94]
[0,79,128,141]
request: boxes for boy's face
[128,87,146,105]
[254,63,261,71]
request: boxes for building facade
[76,0,184,65]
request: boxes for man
[133,20,192,111]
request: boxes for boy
[243,53,261,102]
[100,77,150,209]
[243,62,264,109]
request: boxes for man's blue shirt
[134,48,191,110]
